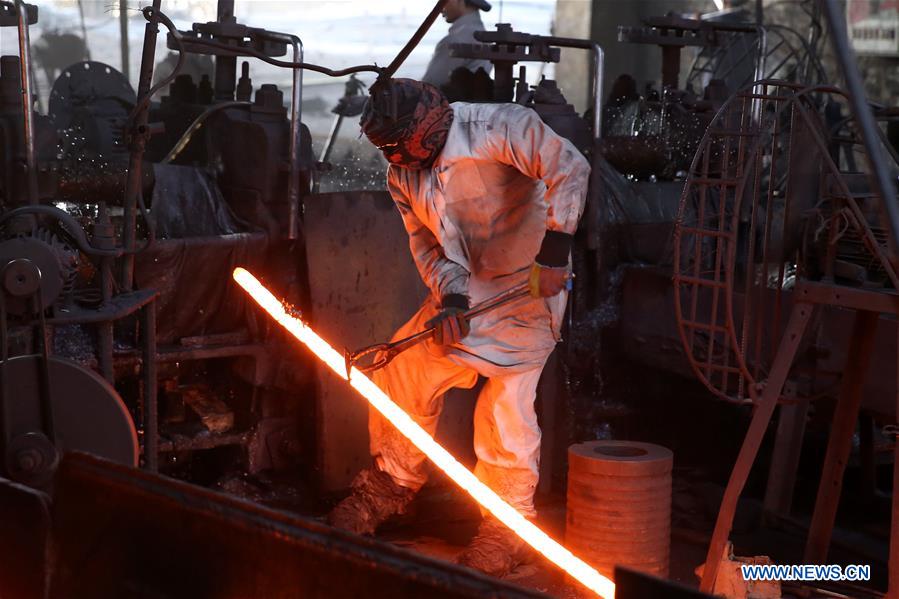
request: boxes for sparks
[232,267,615,598]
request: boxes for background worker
[422,0,493,88]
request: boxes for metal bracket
[0,1,35,27]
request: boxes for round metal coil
[565,440,673,579]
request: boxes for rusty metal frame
[698,297,816,591]
[685,20,827,91]
[699,282,899,592]
[673,79,899,591]
[673,81,899,406]
[804,309,879,564]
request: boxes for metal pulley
[0,232,75,314]
[1,355,138,487]
[0,253,137,488]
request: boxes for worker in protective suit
[422,0,492,88]
[328,78,590,578]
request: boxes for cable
[162,101,252,164]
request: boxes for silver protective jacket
[386,102,591,373]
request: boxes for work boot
[327,468,416,536]
[456,517,529,578]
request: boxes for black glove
[426,294,470,346]
[535,230,573,267]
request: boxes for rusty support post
[258,31,304,239]
[120,0,162,291]
[142,300,158,472]
[661,46,680,89]
[288,34,304,239]
[887,326,899,599]
[804,310,879,564]
[214,0,237,101]
[859,413,877,506]
[700,302,815,593]
[763,384,808,517]
[15,0,37,205]
[119,0,129,81]
[97,203,115,383]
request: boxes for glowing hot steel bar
[232,268,615,598]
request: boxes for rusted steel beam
[763,384,808,517]
[804,310,879,564]
[700,302,816,593]
[888,326,899,599]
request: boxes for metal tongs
[345,283,531,377]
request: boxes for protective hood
[360,78,454,169]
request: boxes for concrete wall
[553,0,594,113]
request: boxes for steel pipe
[259,32,305,240]
[119,0,129,81]
[822,0,899,262]
[530,36,605,141]
[162,101,252,164]
[121,0,163,291]
[14,0,37,205]
[592,44,604,141]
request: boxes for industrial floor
[208,355,893,599]
[375,487,707,598]
[373,482,888,598]
[215,454,891,598]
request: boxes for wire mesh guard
[685,2,829,94]
[673,81,899,405]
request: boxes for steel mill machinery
[600,2,899,595]
[1,0,897,596]
[0,0,639,596]
[0,0,322,488]
[0,0,573,595]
